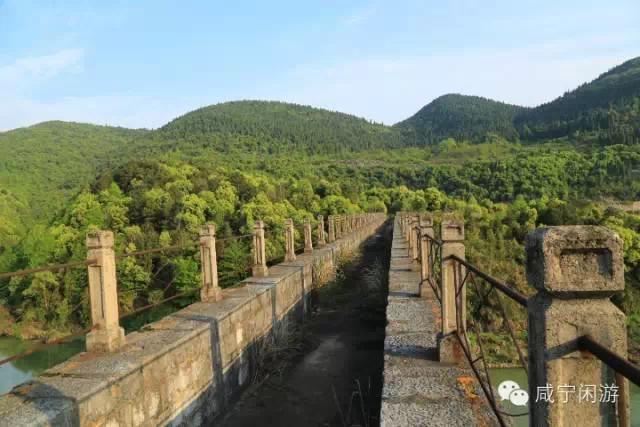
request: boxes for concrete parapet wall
[0,218,386,427]
[381,217,497,426]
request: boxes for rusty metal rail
[0,259,98,280]
[399,212,640,426]
[447,252,529,424]
[447,254,528,307]
[577,335,640,387]
[0,232,252,368]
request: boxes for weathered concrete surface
[0,216,385,427]
[526,226,628,426]
[221,221,392,427]
[381,218,498,427]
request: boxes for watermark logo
[498,380,529,406]
[535,383,618,403]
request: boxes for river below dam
[0,336,84,395]
[0,298,191,396]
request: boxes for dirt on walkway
[219,221,392,427]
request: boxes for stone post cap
[86,230,114,249]
[420,216,434,227]
[420,226,435,239]
[525,226,624,295]
[200,223,216,237]
[318,214,324,220]
[254,220,264,229]
[285,218,293,226]
[441,220,464,242]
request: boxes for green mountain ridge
[158,100,403,154]
[0,121,148,252]
[3,58,640,343]
[515,56,640,141]
[394,94,526,143]
[1,55,639,230]
[401,56,640,144]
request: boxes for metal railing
[421,230,443,303]
[0,213,381,376]
[448,254,529,426]
[397,211,640,427]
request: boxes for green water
[489,368,640,427]
[0,300,194,396]
[0,336,85,395]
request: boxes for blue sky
[0,0,638,131]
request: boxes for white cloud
[0,48,84,91]
[342,3,378,28]
[0,49,191,131]
[0,37,637,131]
[0,94,201,131]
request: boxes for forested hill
[2,55,639,230]
[158,100,403,154]
[394,94,525,143]
[514,56,640,142]
[398,56,640,144]
[0,121,147,218]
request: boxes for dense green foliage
[159,100,403,154]
[2,55,640,346]
[0,122,146,264]
[3,139,640,340]
[0,121,147,215]
[395,94,524,143]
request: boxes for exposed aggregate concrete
[381,220,499,427]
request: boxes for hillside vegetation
[2,56,640,349]
[395,94,525,143]
[516,57,640,142]
[0,122,147,256]
[399,56,640,144]
[159,100,403,154]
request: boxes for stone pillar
[419,219,435,298]
[404,214,411,242]
[285,218,296,262]
[252,220,268,277]
[328,215,336,242]
[439,220,465,363]
[304,218,313,254]
[336,216,342,239]
[411,215,420,260]
[86,230,125,352]
[200,224,223,302]
[526,226,628,427]
[317,215,326,247]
